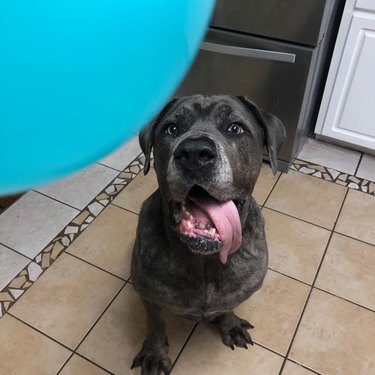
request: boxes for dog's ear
[236,96,286,175]
[139,98,179,175]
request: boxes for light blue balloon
[0,0,214,194]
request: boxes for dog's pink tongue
[190,196,242,264]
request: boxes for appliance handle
[201,41,296,63]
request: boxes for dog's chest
[131,191,267,322]
[133,248,264,321]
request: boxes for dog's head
[140,95,285,263]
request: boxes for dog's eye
[227,123,244,135]
[165,123,178,136]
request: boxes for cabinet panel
[176,28,313,163]
[321,13,375,149]
[211,0,327,46]
[356,0,375,12]
[339,28,375,137]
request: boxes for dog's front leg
[212,311,254,350]
[131,299,172,375]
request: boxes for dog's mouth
[177,186,242,264]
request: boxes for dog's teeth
[187,221,193,229]
[196,221,205,230]
[209,228,216,235]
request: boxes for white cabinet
[315,0,375,153]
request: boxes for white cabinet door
[319,12,375,150]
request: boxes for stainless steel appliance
[175,0,344,172]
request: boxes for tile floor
[0,138,374,375]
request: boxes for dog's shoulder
[136,189,167,249]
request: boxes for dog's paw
[131,348,172,375]
[214,313,254,350]
[222,322,254,350]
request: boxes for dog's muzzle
[168,136,242,264]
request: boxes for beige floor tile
[67,205,137,279]
[252,163,280,205]
[60,354,109,375]
[235,270,309,355]
[0,314,71,375]
[173,324,283,375]
[335,189,375,245]
[112,168,158,214]
[265,170,347,229]
[282,360,319,375]
[263,209,330,284]
[290,289,375,375]
[316,233,375,310]
[10,253,124,349]
[78,284,194,375]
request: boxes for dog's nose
[174,137,217,168]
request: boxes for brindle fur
[131,95,285,374]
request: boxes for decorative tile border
[292,159,375,195]
[0,154,145,318]
[1,156,373,318]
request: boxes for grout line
[268,266,375,313]
[68,283,130,375]
[73,282,128,352]
[333,230,375,248]
[267,267,312,287]
[261,172,283,208]
[329,188,350,244]
[292,158,374,196]
[277,188,350,375]
[171,323,198,372]
[109,202,140,216]
[0,153,146,314]
[312,286,375,314]
[354,152,364,176]
[1,155,370,374]
[55,352,75,375]
[102,151,143,175]
[263,192,374,248]
[97,152,144,173]
[31,190,81,211]
[96,162,122,172]
[296,157,359,177]
[249,341,285,359]
[7,312,74,352]
[171,322,286,374]
[9,275,126,374]
[66,252,129,283]
[0,242,34,261]
[276,269,324,375]
[261,206,332,232]
[70,352,115,375]
[285,358,324,375]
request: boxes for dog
[131,95,285,374]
